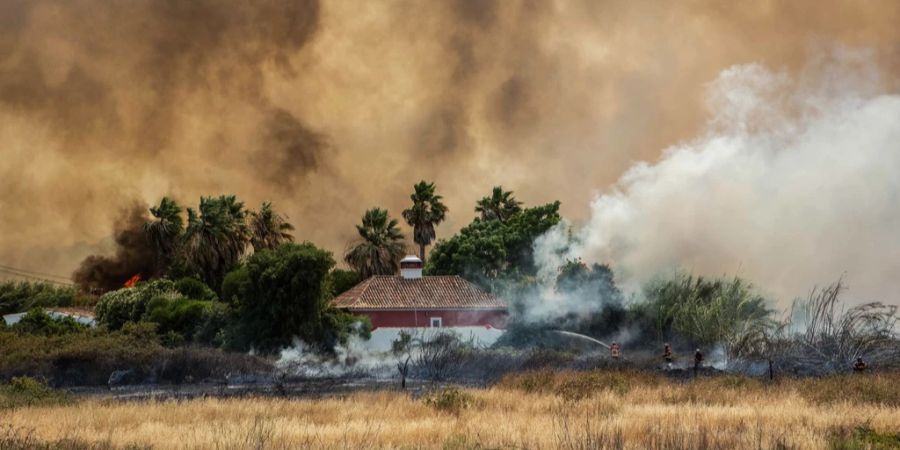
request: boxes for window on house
[430,317,442,328]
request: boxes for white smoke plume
[536,48,900,307]
[276,336,396,378]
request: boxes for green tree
[249,201,295,252]
[183,195,250,291]
[229,243,363,353]
[344,208,406,279]
[475,186,522,223]
[143,197,184,275]
[326,269,361,297]
[401,181,448,262]
[426,201,561,288]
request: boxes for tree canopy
[144,197,184,274]
[425,201,561,288]
[249,201,295,252]
[475,186,522,223]
[344,208,406,279]
[141,195,294,292]
[228,242,364,353]
[401,181,448,262]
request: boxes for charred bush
[156,346,271,384]
[413,332,469,381]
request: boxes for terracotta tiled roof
[333,275,506,310]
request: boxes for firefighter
[693,348,704,377]
[663,343,674,370]
[610,342,621,359]
[853,357,867,373]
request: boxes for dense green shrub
[636,274,773,347]
[173,277,218,301]
[193,302,232,346]
[326,269,361,296]
[144,297,209,340]
[94,279,180,330]
[0,282,76,315]
[226,243,368,353]
[220,266,249,306]
[10,309,87,336]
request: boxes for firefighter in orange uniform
[853,357,867,373]
[610,342,621,359]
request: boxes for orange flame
[123,274,141,288]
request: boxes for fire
[123,274,141,288]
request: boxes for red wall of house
[352,309,507,329]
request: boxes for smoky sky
[1,1,900,302]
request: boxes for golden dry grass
[2,372,899,449]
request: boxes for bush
[637,274,773,348]
[11,309,87,336]
[227,243,363,353]
[155,346,271,384]
[144,297,209,341]
[0,326,163,386]
[0,376,71,409]
[423,387,474,415]
[0,282,76,315]
[173,277,217,301]
[325,269,361,296]
[72,293,100,309]
[0,325,272,387]
[220,266,249,307]
[94,279,180,330]
[193,302,232,346]
[415,332,470,381]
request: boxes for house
[333,255,507,350]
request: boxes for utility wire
[0,265,74,286]
[0,263,72,282]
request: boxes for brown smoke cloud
[1,1,899,293]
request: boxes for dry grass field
[2,371,899,449]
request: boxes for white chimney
[399,255,423,279]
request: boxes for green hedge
[0,282,76,315]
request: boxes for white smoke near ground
[276,336,396,378]
[535,48,900,308]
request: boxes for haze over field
[1,0,899,304]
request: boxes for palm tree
[401,181,448,262]
[475,186,522,222]
[249,201,295,252]
[143,197,184,275]
[345,208,405,279]
[183,195,250,291]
